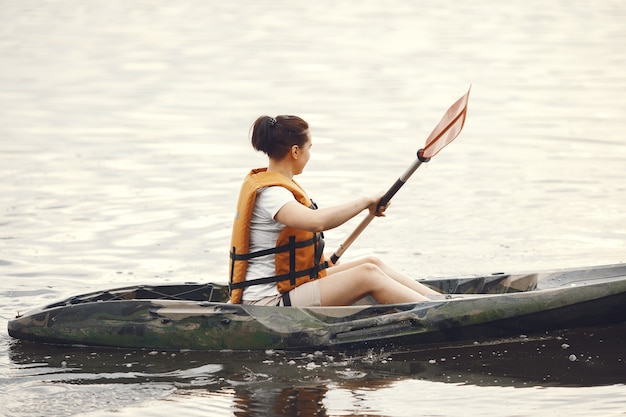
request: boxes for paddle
[329,87,471,264]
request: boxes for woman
[229,115,440,307]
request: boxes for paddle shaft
[330,149,430,264]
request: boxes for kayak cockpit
[36,272,540,314]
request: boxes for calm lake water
[1,0,625,416]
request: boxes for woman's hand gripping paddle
[330,86,471,264]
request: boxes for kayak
[8,263,626,351]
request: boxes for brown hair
[250,115,309,159]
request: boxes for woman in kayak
[229,115,441,306]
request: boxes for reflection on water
[2,0,626,416]
[5,322,626,416]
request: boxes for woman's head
[250,115,310,160]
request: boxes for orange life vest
[228,168,328,304]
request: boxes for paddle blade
[422,86,471,159]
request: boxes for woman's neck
[266,159,294,179]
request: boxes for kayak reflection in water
[228,115,442,308]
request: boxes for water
[1,0,625,415]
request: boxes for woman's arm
[275,194,386,233]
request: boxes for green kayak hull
[8,263,626,351]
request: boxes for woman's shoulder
[256,186,295,217]
[258,185,294,199]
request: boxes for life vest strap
[229,262,328,291]
[230,234,320,261]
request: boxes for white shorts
[241,280,321,307]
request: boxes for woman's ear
[291,144,299,159]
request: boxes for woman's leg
[319,261,430,306]
[326,256,441,296]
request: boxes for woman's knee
[357,262,387,286]
[361,255,383,268]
